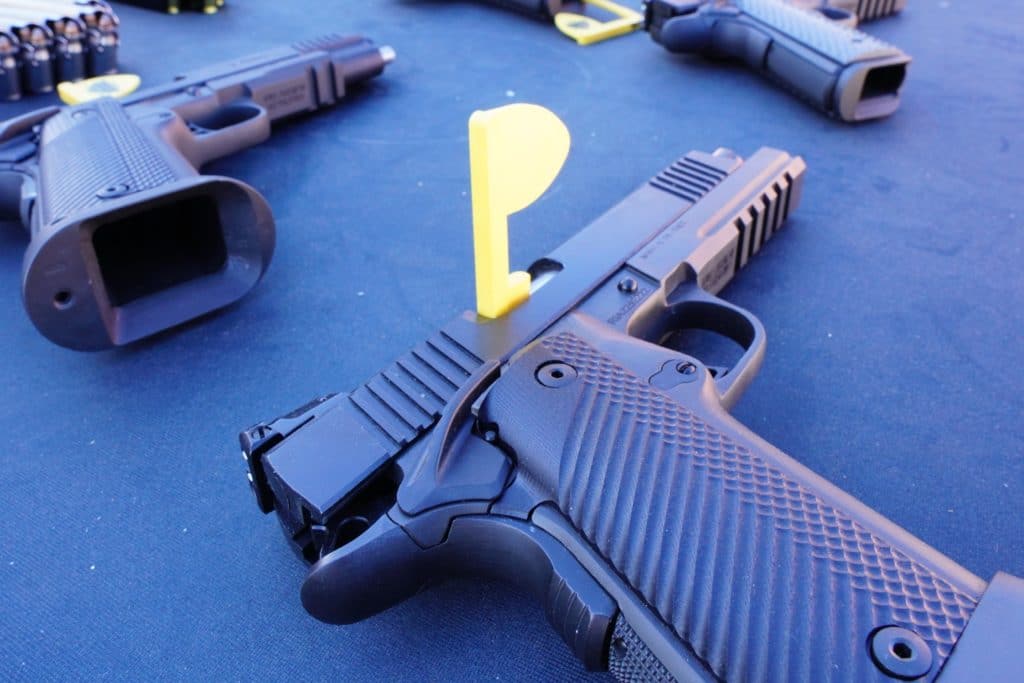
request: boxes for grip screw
[52,290,74,310]
[868,626,932,680]
[617,277,638,294]
[536,361,578,388]
[96,183,132,199]
[676,362,697,375]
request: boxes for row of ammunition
[1,0,120,101]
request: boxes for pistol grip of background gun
[475,314,1014,681]
[21,98,274,349]
[654,0,910,121]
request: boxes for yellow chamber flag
[469,104,570,319]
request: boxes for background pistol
[0,34,393,350]
[644,0,910,122]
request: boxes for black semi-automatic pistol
[241,145,1023,681]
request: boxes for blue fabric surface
[1,0,1022,680]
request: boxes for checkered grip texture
[36,99,178,226]
[538,332,980,682]
[607,615,675,682]
[738,0,901,62]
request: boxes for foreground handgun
[240,138,1023,680]
[0,34,393,350]
[644,0,911,122]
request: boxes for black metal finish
[242,147,1020,680]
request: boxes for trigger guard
[302,513,616,670]
[665,283,766,409]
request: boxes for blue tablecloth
[1,1,1021,680]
